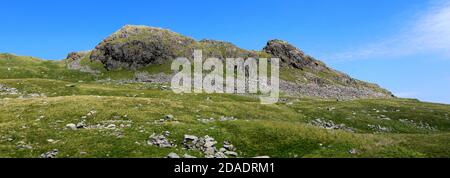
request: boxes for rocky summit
[65,25,393,99]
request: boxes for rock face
[263,39,326,70]
[90,25,196,70]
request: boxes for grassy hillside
[0,54,449,158]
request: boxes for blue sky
[1,0,449,104]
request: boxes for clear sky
[1,0,449,104]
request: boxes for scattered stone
[198,116,238,123]
[66,123,77,130]
[41,149,59,158]
[0,84,20,95]
[148,131,175,148]
[47,139,58,144]
[253,156,270,158]
[224,151,238,157]
[16,141,33,149]
[86,110,97,117]
[198,118,215,123]
[204,147,217,157]
[183,135,238,158]
[219,148,227,153]
[184,135,199,143]
[378,115,391,121]
[167,152,180,158]
[183,154,197,158]
[219,116,238,122]
[154,115,179,124]
[399,119,437,131]
[310,118,354,132]
[28,93,44,98]
[106,124,116,129]
[204,137,217,148]
[349,149,358,155]
[164,115,174,121]
[368,124,391,133]
[214,152,228,158]
[223,141,236,151]
[76,121,87,129]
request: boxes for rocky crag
[66,25,394,99]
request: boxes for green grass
[78,53,107,73]
[0,53,449,158]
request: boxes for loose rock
[349,149,358,155]
[66,123,77,130]
[167,152,180,158]
[148,131,175,148]
[183,154,197,158]
[253,156,270,158]
[183,135,238,158]
[41,149,59,158]
[310,118,354,132]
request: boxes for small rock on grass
[164,115,174,121]
[41,149,59,158]
[148,131,175,148]
[253,156,270,158]
[349,149,358,155]
[66,123,77,130]
[224,151,238,157]
[183,154,197,158]
[167,152,180,158]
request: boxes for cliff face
[70,25,394,99]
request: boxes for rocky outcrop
[262,39,393,98]
[263,39,327,71]
[89,25,261,70]
[68,25,394,99]
[90,25,196,70]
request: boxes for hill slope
[0,53,449,158]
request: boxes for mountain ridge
[65,25,393,100]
